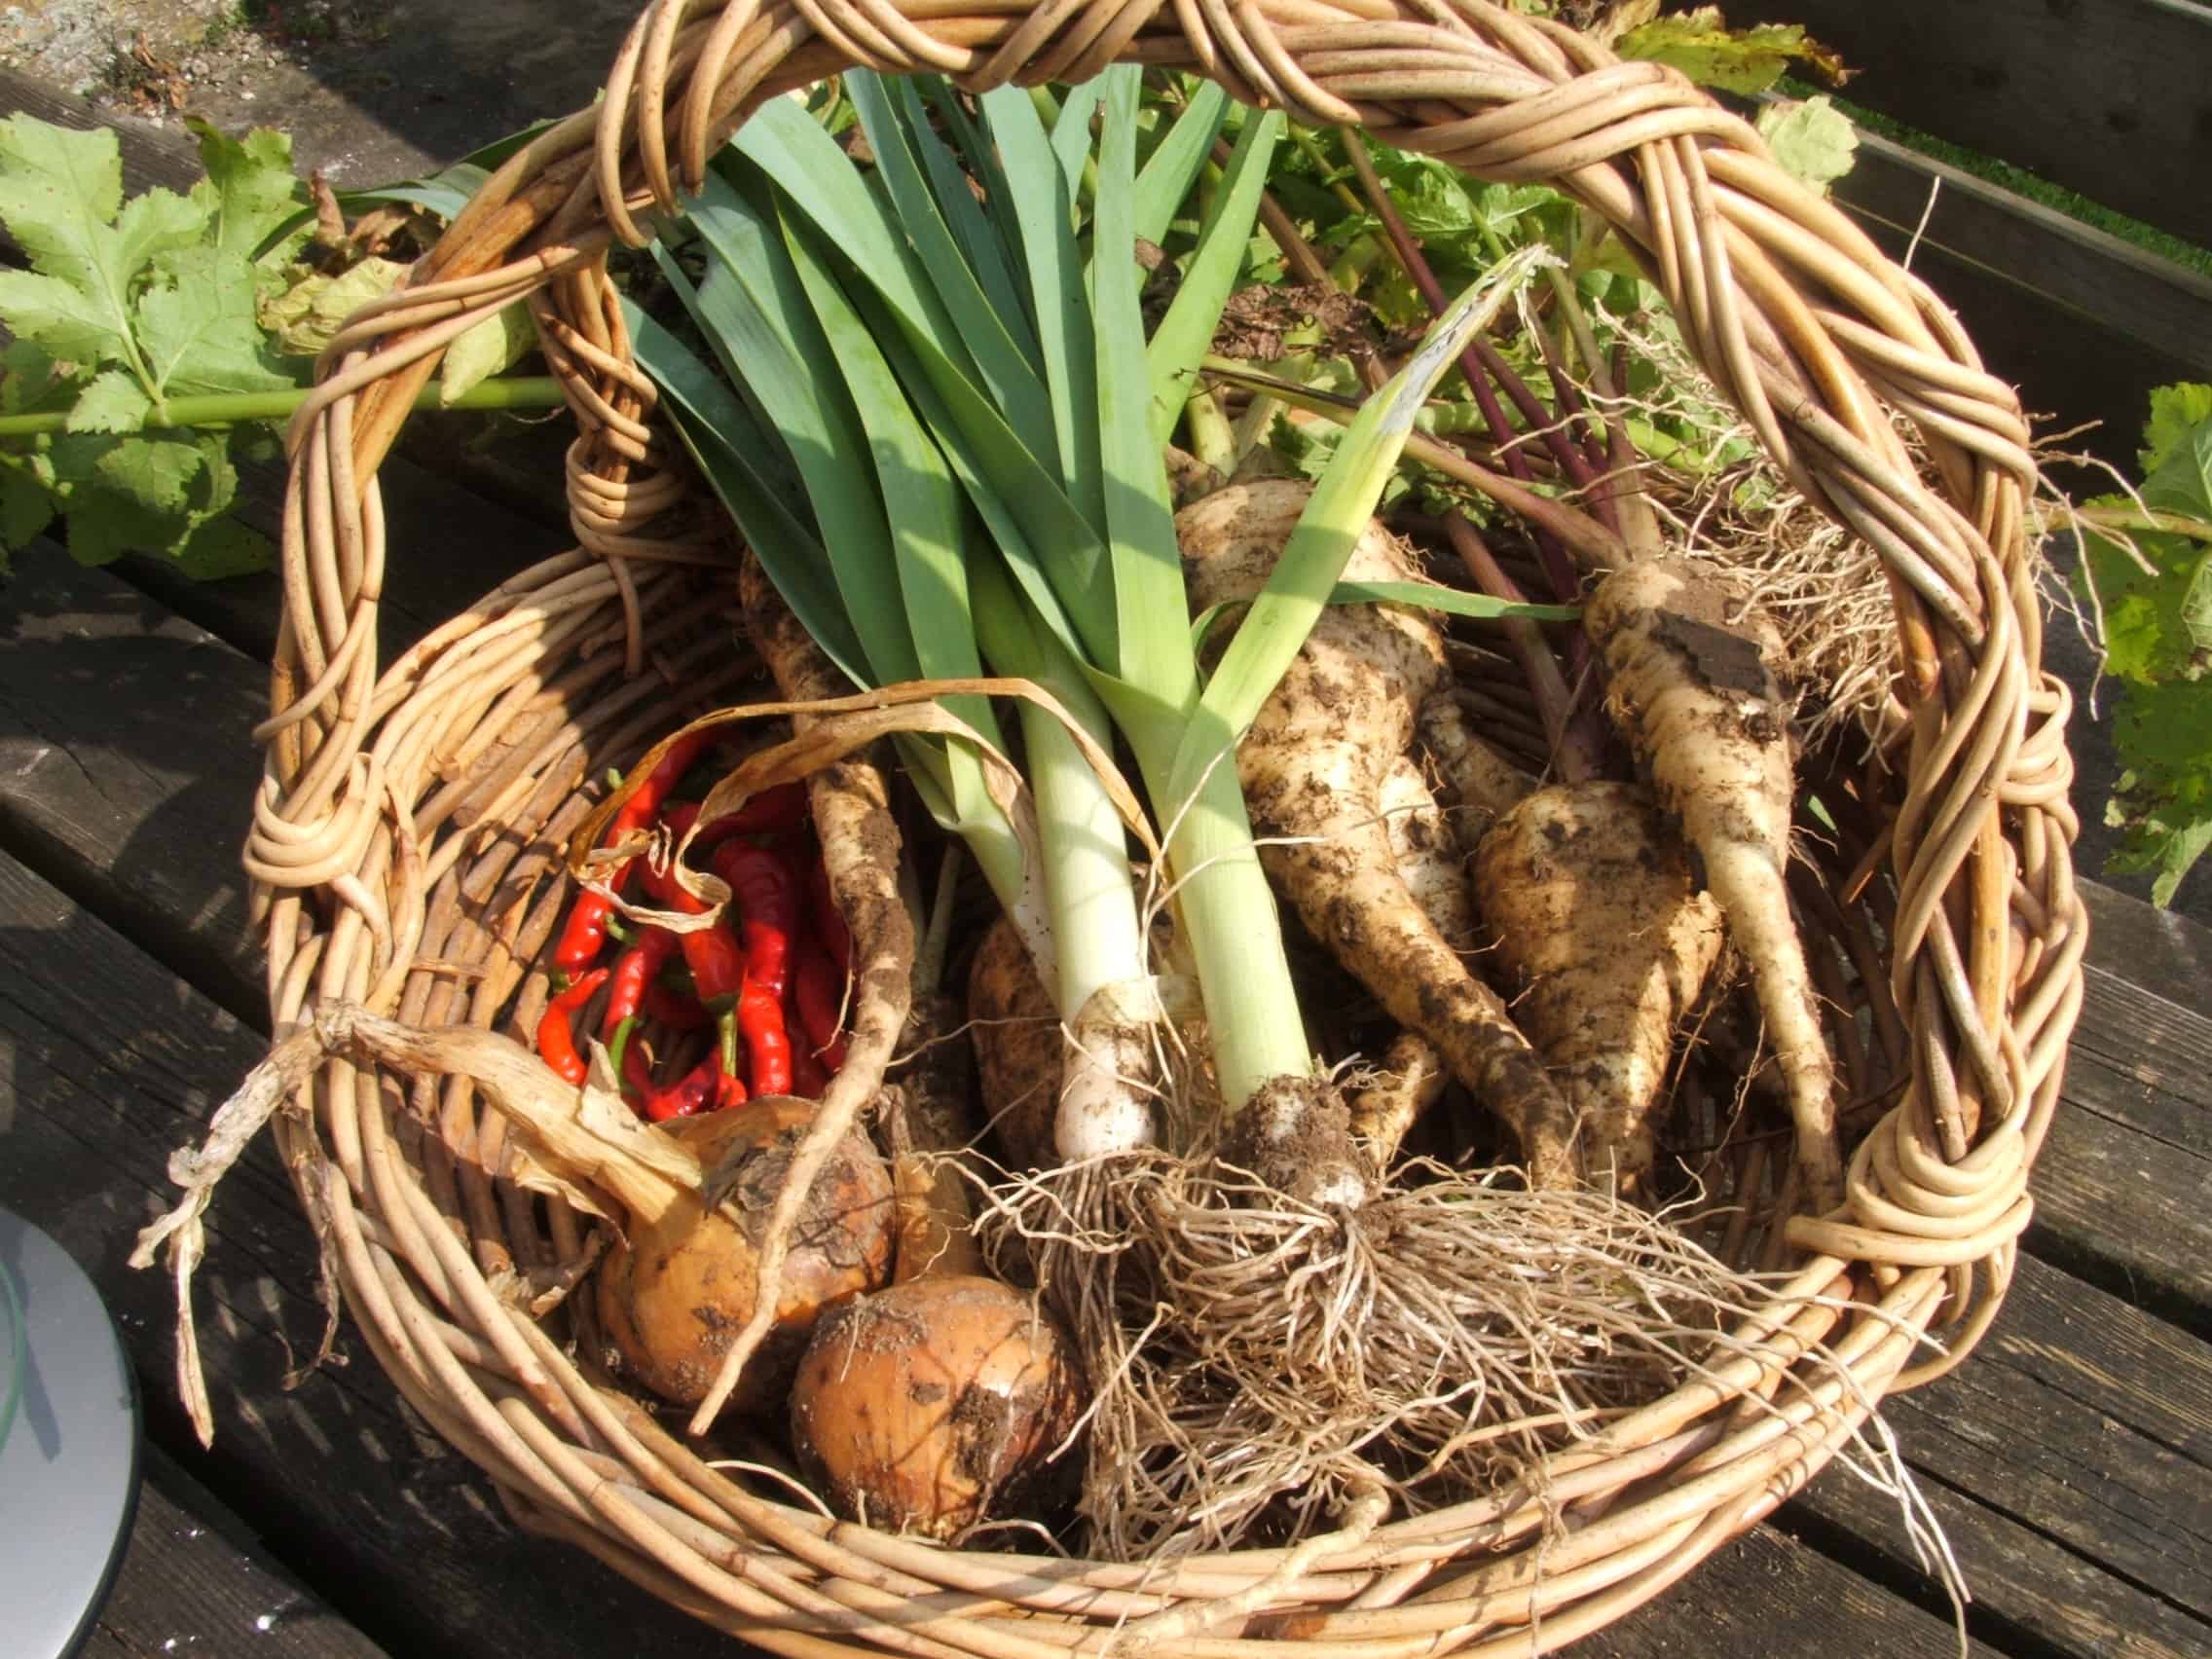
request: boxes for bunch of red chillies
[534,736,853,1122]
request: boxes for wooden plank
[1787,1254,2212,1656]
[1840,132,2212,383]
[93,1444,390,1658]
[1588,1522,2004,1658]
[0,848,1983,1659]
[2028,1106,2210,1338]
[1730,0,2212,249]
[2081,879,2212,994]
[0,853,741,1659]
[2029,930,2212,1333]
[0,549,268,1019]
[1823,134,2212,470]
[2074,964,2212,1133]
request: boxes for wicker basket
[238,0,2085,1650]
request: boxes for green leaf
[978,82,1102,530]
[0,118,205,375]
[624,294,868,685]
[1092,66,1194,707]
[2081,392,2212,906]
[847,73,1055,469]
[1047,80,1106,198]
[728,96,978,390]
[137,246,297,400]
[1131,81,1228,246]
[2084,407,2212,687]
[2141,384,2212,477]
[722,121,1112,659]
[1617,8,1842,94]
[1755,95,1859,195]
[781,208,988,697]
[0,116,124,282]
[897,77,1038,360]
[0,463,55,551]
[0,340,79,416]
[1193,581,1579,651]
[2140,408,2212,526]
[55,435,219,565]
[440,300,535,403]
[670,174,918,688]
[2103,679,2212,905]
[66,367,156,433]
[1147,105,1281,445]
[0,268,133,364]
[92,431,205,515]
[1330,579,1579,622]
[171,511,273,580]
[182,120,311,285]
[117,187,215,277]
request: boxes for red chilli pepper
[636,859,747,1006]
[663,783,811,855]
[620,1040,741,1122]
[712,841,801,1000]
[789,1039,830,1099]
[552,733,711,974]
[805,854,852,974]
[735,976,793,1096]
[603,927,681,1036]
[714,781,810,835]
[535,968,609,1086]
[643,983,710,1030]
[552,870,628,975]
[793,942,848,1075]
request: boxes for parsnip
[1180,480,1577,1188]
[1417,695,1535,838]
[1379,754,1477,952]
[1586,556,1842,1209]
[1472,782,1724,1196]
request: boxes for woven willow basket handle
[253,0,2084,1380]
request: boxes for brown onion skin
[790,1274,1084,1539]
[596,1098,895,1413]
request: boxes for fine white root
[975,1152,1831,1561]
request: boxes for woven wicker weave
[240,0,2085,1650]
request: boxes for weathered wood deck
[3,39,2210,1659]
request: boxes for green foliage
[2078,385,2212,905]
[1615,6,1847,94]
[0,114,312,576]
[1755,95,1859,195]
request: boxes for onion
[788,1025,1083,1538]
[790,1274,1082,1538]
[597,1096,896,1413]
